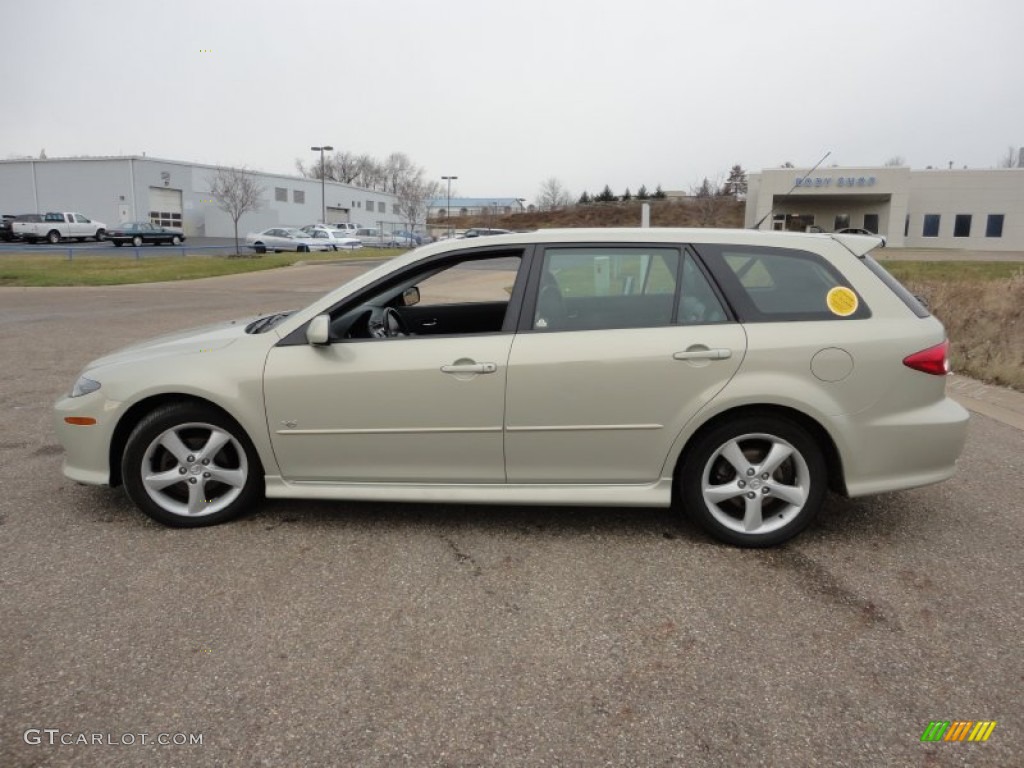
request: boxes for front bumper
[53,392,119,485]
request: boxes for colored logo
[920,721,997,742]
[826,286,859,317]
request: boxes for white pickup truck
[12,212,108,243]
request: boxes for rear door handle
[673,348,732,361]
[441,362,497,374]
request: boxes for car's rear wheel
[121,404,263,527]
[298,244,309,253]
[253,243,266,254]
[47,230,61,244]
[132,235,144,247]
[678,415,826,547]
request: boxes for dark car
[108,221,186,247]
[5,213,42,241]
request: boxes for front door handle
[441,362,497,374]
[673,348,732,361]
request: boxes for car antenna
[751,151,832,230]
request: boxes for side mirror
[402,286,421,307]
[306,314,330,345]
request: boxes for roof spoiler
[831,233,886,257]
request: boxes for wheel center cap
[749,478,762,490]
[189,464,202,475]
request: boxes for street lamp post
[311,145,334,224]
[441,175,457,238]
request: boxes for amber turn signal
[64,417,97,426]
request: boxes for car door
[504,244,746,483]
[263,249,529,484]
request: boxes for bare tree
[690,176,730,227]
[209,167,264,256]
[884,155,906,167]
[997,145,1018,168]
[395,176,441,234]
[536,177,573,211]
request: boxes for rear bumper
[841,397,969,497]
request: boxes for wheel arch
[108,393,262,487]
[671,404,847,501]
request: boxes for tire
[47,230,61,244]
[254,243,266,254]
[678,415,826,547]
[95,229,106,241]
[171,235,182,245]
[121,403,263,527]
[132,235,144,247]
[298,244,309,253]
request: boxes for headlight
[70,376,101,398]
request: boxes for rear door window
[695,244,870,321]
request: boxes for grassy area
[903,272,1024,391]
[881,260,1024,282]
[0,248,392,287]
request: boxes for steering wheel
[368,307,408,338]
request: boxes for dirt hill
[431,198,745,233]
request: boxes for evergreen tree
[595,184,616,202]
[578,191,591,204]
[622,187,632,201]
[636,185,649,200]
[723,165,748,198]
[652,184,667,199]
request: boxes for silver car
[54,228,968,546]
[244,227,334,253]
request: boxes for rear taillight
[903,340,950,375]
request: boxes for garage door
[326,206,351,225]
[149,187,183,230]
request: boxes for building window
[834,214,850,230]
[366,201,375,212]
[864,213,879,234]
[954,214,971,238]
[394,203,401,215]
[986,214,1004,238]
[275,187,287,202]
[293,190,305,204]
[922,214,940,237]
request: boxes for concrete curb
[947,374,1024,431]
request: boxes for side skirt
[264,476,674,507]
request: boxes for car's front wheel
[121,404,263,527]
[678,415,826,547]
[171,235,182,245]
[132,235,144,247]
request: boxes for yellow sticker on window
[826,286,859,317]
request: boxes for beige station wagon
[54,228,969,546]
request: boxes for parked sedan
[54,228,968,546]
[354,227,415,248]
[245,228,334,253]
[108,221,186,247]
[300,226,364,250]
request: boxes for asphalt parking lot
[0,264,1021,767]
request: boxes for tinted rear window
[696,244,870,322]
[860,255,930,318]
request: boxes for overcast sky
[2,0,1021,201]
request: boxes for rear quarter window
[695,244,871,322]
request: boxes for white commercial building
[745,166,1024,250]
[0,156,403,238]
